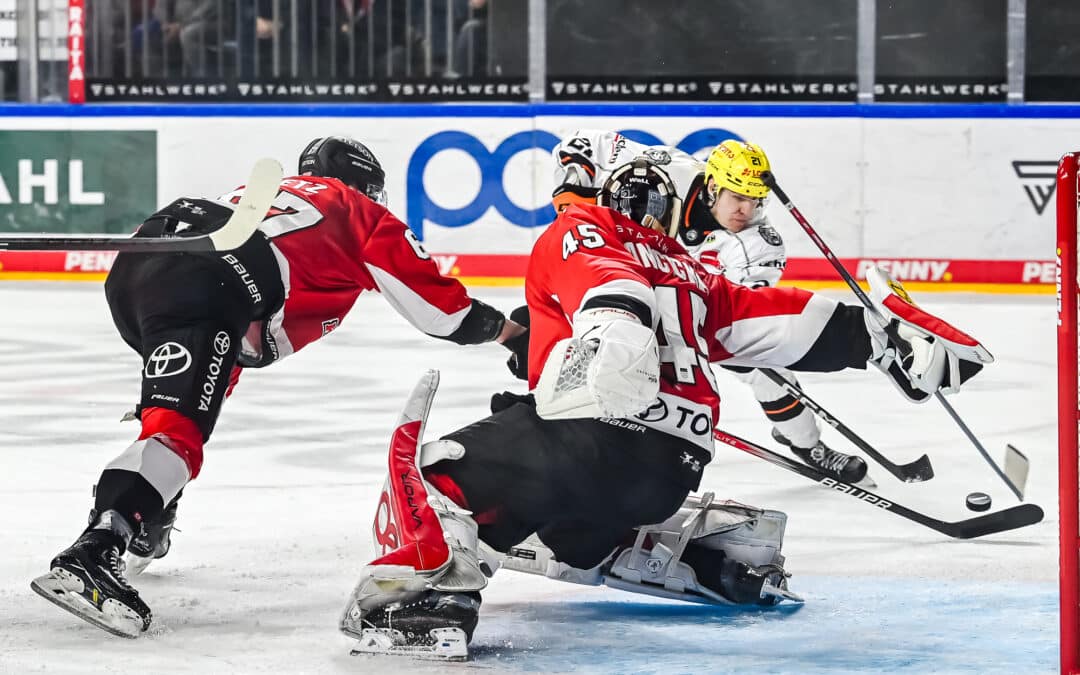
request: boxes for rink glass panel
[7,1,1080,102]
[544,0,858,102]
[80,0,526,103]
[1025,0,1080,102]
[873,0,1006,102]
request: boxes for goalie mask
[299,136,388,205]
[598,157,682,237]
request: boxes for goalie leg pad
[494,493,802,606]
[342,371,486,653]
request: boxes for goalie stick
[0,158,283,253]
[760,171,1027,501]
[757,367,934,483]
[714,428,1043,539]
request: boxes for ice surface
[0,283,1059,673]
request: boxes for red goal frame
[1060,151,1080,674]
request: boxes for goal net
[1060,151,1080,674]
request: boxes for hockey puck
[965,492,992,512]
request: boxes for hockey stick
[757,367,934,482]
[760,171,1025,500]
[0,158,283,253]
[713,428,1043,539]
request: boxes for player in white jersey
[552,131,867,483]
[695,140,868,483]
[551,129,719,247]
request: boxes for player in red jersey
[340,156,992,660]
[31,136,526,638]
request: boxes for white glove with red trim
[864,266,993,403]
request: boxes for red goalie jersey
[525,203,873,457]
[215,176,480,367]
[526,203,722,454]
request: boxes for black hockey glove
[503,304,530,380]
[491,390,536,414]
[443,298,506,345]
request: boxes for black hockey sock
[93,469,167,535]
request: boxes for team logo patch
[757,224,783,246]
[643,148,672,165]
[145,342,192,378]
[213,331,231,355]
[321,318,340,336]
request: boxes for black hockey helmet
[598,157,682,237]
[298,136,387,204]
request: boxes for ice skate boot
[343,587,480,660]
[31,510,152,638]
[692,554,799,606]
[772,428,869,485]
[341,370,486,661]
[126,494,180,575]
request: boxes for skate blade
[124,552,155,577]
[855,474,877,489]
[761,579,805,604]
[349,627,468,661]
[31,570,147,639]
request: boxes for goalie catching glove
[535,306,660,420]
[864,266,993,403]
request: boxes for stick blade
[948,503,1043,539]
[1004,444,1030,500]
[210,158,283,251]
[899,453,935,482]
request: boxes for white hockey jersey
[553,130,782,274]
[695,222,788,288]
[552,129,704,214]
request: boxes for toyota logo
[213,331,231,355]
[145,342,192,379]
[636,398,668,423]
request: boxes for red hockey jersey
[215,176,474,366]
[526,203,721,453]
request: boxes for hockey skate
[125,495,180,575]
[341,370,487,661]
[772,428,873,486]
[31,510,152,638]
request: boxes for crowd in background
[88,0,494,80]
[4,0,1079,102]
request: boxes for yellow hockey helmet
[704,140,771,200]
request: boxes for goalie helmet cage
[1061,151,1080,675]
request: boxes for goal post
[1060,151,1080,675]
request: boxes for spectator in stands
[452,0,488,77]
[158,0,221,77]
